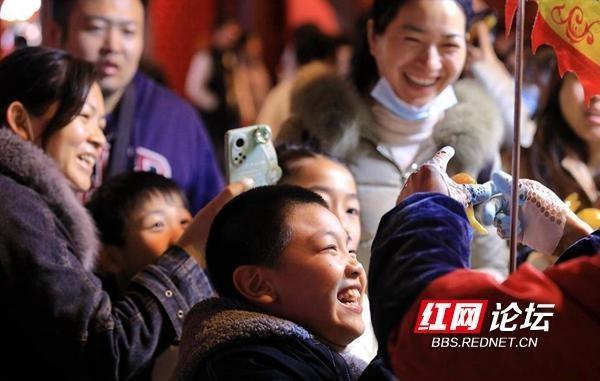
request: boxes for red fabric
[531,12,600,103]
[149,0,215,96]
[505,0,600,102]
[388,255,600,381]
[504,0,518,36]
[286,0,340,36]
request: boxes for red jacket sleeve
[389,255,600,381]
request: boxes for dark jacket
[175,297,388,381]
[369,192,600,381]
[0,129,215,380]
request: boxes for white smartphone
[225,125,282,186]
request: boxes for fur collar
[432,78,504,176]
[0,129,99,270]
[283,70,503,176]
[176,297,366,380]
[278,63,371,160]
[360,78,504,177]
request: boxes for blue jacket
[0,129,215,380]
[101,72,224,213]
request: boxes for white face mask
[370,77,458,121]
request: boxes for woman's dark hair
[0,46,97,146]
[206,185,327,299]
[525,67,587,193]
[293,24,336,66]
[351,0,473,96]
[86,171,189,247]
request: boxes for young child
[174,185,373,380]
[86,171,194,381]
[277,145,361,253]
[87,171,193,293]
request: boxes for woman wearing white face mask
[346,0,508,278]
[0,47,217,380]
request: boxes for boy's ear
[5,102,35,141]
[97,245,126,275]
[232,265,277,305]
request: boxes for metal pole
[509,0,525,273]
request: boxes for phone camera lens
[254,125,270,144]
[235,138,245,147]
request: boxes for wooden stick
[509,0,525,273]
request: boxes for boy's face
[120,192,191,278]
[60,0,144,98]
[265,204,366,348]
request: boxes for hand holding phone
[225,125,282,187]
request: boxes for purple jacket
[100,72,224,213]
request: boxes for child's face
[280,155,361,251]
[265,204,366,348]
[121,192,192,277]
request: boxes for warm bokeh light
[0,0,41,22]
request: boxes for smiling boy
[174,185,370,380]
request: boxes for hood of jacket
[278,62,373,159]
[0,128,99,270]
[175,297,367,380]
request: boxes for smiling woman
[0,46,105,192]
[345,0,509,279]
[43,83,106,191]
[368,0,468,107]
[0,46,216,379]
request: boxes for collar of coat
[361,78,504,177]
[0,128,99,271]
[176,297,367,380]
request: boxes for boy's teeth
[338,288,360,303]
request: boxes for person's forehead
[286,203,343,236]
[295,156,349,178]
[296,159,356,192]
[392,0,466,26]
[72,0,144,19]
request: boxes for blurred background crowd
[0,0,549,133]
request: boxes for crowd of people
[0,0,598,380]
